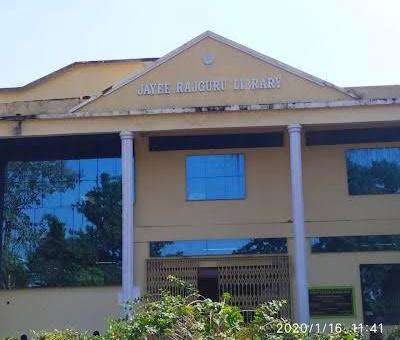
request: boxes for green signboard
[309,287,355,317]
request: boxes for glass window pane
[62,160,79,177]
[80,159,98,181]
[311,235,400,253]
[42,190,61,208]
[360,264,400,325]
[186,154,245,200]
[187,178,206,200]
[346,148,400,195]
[79,180,97,201]
[1,156,122,290]
[61,184,80,206]
[98,158,120,178]
[150,238,287,257]
[186,156,206,178]
[53,207,74,232]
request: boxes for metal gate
[147,255,291,316]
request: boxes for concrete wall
[131,133,400,323]
[0,287,121,338]
[308,250,400,326]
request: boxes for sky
[1,0,399,88]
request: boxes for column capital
[120,131,134,140]
[287,124,302,134]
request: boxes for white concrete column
[120,131,136,302]
[287,124,310,324]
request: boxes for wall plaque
[309,287,355,317]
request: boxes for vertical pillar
[120,131,135,302]
[287,124,310,324]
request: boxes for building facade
[0,31,399,336]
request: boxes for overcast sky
[1,0,399,88]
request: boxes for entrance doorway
[198,267,219,301]
[147,255,291,317]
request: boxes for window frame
[310,235,400,253]
[345,146,400,196]
[149,237,288,258]
[359,263,400,325]
[185,153,247,201]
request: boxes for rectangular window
[186,154,245,200]
[311,235,400,253]
[149,238,287,257]
[360,264,400,325]
[346,148,400,195]
[1,157,122,289]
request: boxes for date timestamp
[351,323,384,334]
[276,323,384,335]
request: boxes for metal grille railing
[146,257,199,297]
[147,254,291,318]
[217,255,291,318]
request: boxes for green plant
[31,329,94,340]
[385,327,400,340]
[25,276,367,340]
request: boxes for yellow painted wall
[132,134,400,242]
[0,60,152,103]
[308,250,400,327]
[131,134,400,326]
[304,141,400,236]
[0,286,121,337]
[1,104,400,139]
[82,37,351,112]
[134,133,291,241]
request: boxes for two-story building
[0,31,399,337]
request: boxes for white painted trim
[70,31,358,113]
[40,97,400,120]
[288,124,310,323]
[120,131,137,303]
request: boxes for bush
[31,329,94,340]
[23,276,369,340]
[385,327,400,340]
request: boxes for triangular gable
[71,31,359,113]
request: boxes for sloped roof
[71,31,360,112]
[0,58,158,93]
[346,85,400,99]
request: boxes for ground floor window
[0,135,123,289]
[360,264,400,325]
[311,235,400,252]
[149,238,287,257]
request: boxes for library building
[0,31,399,336]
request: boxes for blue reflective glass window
[346,148,400,195]
[1,157,122,289]
[360,264,400,325]
[311,235,400,253]
[98,158,121,178]
[150,238,287,257]
[80,159,98,180]
[186,154,245,200]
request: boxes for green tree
[74,173,123,285]
[233,238,287,255]
[28,214,73,287]
[0,160,78,289]
[347,159,400,195]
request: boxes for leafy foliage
[14,276,378,340]
[31,329,95,340]
[100,277,365,340]
[0,158,123,289]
